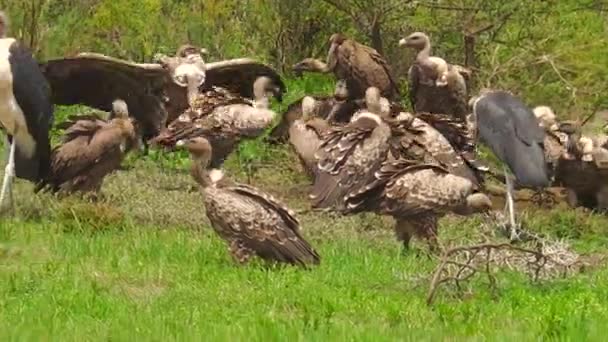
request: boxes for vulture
[345,159,492,252]
[0,11,53,212]
[289,96,330,179]
[152,76,281,168]
[35,99,138,195]
[310,87,392,210]
[388,112,484,189]
[268,80,362,143]
[293,33,401,101]
[470,90,550,238]
[399,32,469,120]
[39,45,286,140]
[178,136,320,266]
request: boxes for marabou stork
[470,90,550,239]
[0,11,53,212]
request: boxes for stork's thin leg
[0,139,16,213]
[503,166,518,240]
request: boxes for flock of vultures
[0,11,607,267]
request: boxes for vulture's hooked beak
[273,86,283,103]
[398,38,407,47]
[176,139,186,147]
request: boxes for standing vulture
[289,96,330,179]
[178,136,320,267]
[345,159,492,252]
[152,76,281,168]
[0,11,53,212]
[470,90,550,238]
[310,87,392,210]
[35,99,138,195]
[399,32,469,120]
[39,45,286,140]
[292,33,400,101]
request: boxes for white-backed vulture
[399,32,468,120]
[152,76,280,168]
[39,45,285,140]
[344,159,492,252]
[310,87,392,210]
[178,137,320,266]
[289,96,330,179]
[35,99,138,195]
[292,33,401,101]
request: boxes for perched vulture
[293,33,400,101]
[470,90,549,238]
[35,99,138,195]
[268,80,362,143]
[310,87,392,210]
[179,137,320,266]
[399,32,469,120]
[39,46,286,139]
[289,96,330,179]
[152,76,281,168]
[0,11,53,212]
[345,159,492,252]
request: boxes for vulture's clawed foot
[531,189,557,208]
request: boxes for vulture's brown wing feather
[40,53,169,138]
[407,66,420,111]
[311,115,391,210]
[346,160,472,217]
[204,186,320,266]
[361,44,401,99]
[415,112,473,152]
[205,58,286,99]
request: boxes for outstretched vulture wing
[40,53,169,139]
[163,57,286,123]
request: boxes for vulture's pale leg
[503,166,518,240]
[0,139,16,213]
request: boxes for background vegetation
[1,1,608,340]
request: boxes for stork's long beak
[398,38,407,47]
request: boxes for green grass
[1,76,608,340]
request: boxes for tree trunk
[370,21,383,54]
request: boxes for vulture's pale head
[111,99,129,119]
[0,11,7,38]
[292,58,329,75]
[177,137,212,162]
[533,106,558,130]
[399,32,430,50]
[253,76,281,101]
[176,44,207,59]
[301,96,317,120]
[466,193,493,213]
[329,33,347,46]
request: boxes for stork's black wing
[8,40,53,182]
[474,91,549,187]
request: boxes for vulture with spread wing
[399,32,469,120]
[152,77,281,168]
[35,99,139,195]
[293,33,400,101]
[179,137,320,266]
[345,159,492,252]
[310,87,392,210]
[39,46,285,139]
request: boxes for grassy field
[1,76,608,340]
[1,148,608,341]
